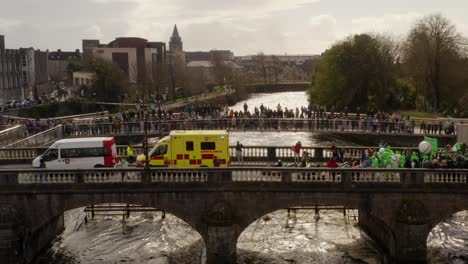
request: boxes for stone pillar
[0,204,21,264]
[56,124,63,139]
[206,225,238,264]
[314,147,324,161]
[267,147,276,161]
[359,199,431,264]
[392,200,431,263]
[203,201,239,264]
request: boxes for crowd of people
[1,102,462,138]
[56,102,461,136]
[0,118,58,137]
[324,142,468,169]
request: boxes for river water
[41,92,467,264]
[228,92,352,147]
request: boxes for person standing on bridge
[236,141,244,163]
[127,144,135,163]
[293,141,302,163]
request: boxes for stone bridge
[0,167,467,264]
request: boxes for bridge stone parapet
[0,167,467,264]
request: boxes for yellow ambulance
[137,130,230,167]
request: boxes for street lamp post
[135,98,155,171]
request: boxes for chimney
[0,35,5,51]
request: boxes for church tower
[169,24,183,52]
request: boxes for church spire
[169,24,183,52]
[172,24,180,38]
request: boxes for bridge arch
[231,193,377,262]
[61,192,205,233]
[2,193,211,264]
[54,202,206,263]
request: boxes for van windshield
[43,149,58,161]
[152,144,168,157]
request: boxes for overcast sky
[1,0,468,55]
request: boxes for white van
[32,137,118,169]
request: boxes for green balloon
[372,157,379,168]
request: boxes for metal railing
[0,168,466,187]
[60,118,459,137]
[5,125,63,148]
[0,125,27,146]
[0,145,420,163]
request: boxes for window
[186,141,194,151]
[201,142,215,150]
[61,147,110,158]
[152,145,168,157]
[43,149,58,161]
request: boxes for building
[0,38,23,104]
[84,37,159,83]
[169,25,183,52]
[72,71,95,87]
[167,25,186,64]
[186,50,234,63]
[186,60,242,86]
[0,36,52,103]
[48,49,81,81]
[20,48,49,99]
[147,42,166,65]
[236,54,320,66]
[82,39,101,61]
[0,35,4,51]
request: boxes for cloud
[110,0,321,53]
[84,25,104,39]
[310,14,336,26]
[0,18,21,32]
[351,12,421,35]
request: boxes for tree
[308,34,400,111]
[403,14,467,110]
[253,52,268,84]
[210,51,230,85]
[270,56,284,83]
[168,52,186,100]
[88,58,128,102]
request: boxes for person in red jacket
[293,141,302,163]
[327,157,339,168]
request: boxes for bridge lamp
[135,98,150,170]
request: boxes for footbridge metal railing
[0,145,419,163]
[61,118,460,137]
